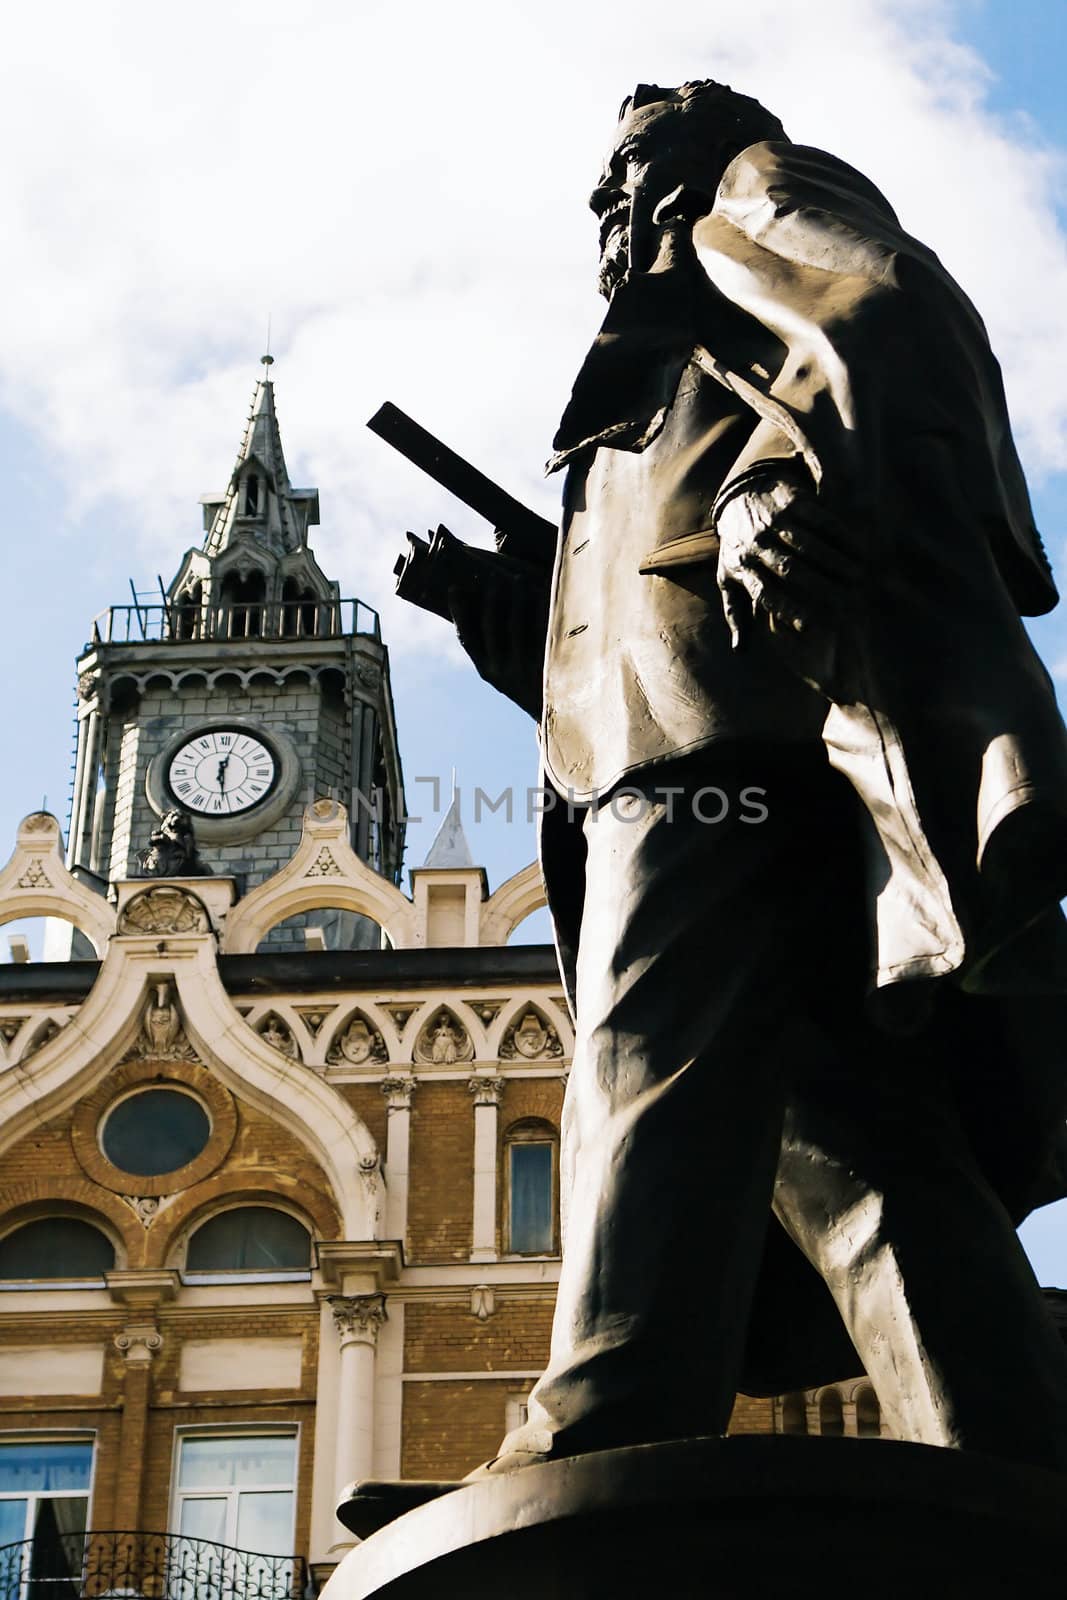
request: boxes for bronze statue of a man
[433,81,1067,1471]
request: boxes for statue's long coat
[538,140,1067,1391]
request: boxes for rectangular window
[509,1142,554,1254]
[0,1437,93,1597]
[172,1430,297,1596]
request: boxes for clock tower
[67,359,404,904]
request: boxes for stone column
[328,1294,388,1503]
[380,1076,416,1244]
[113,1325,163,1527]
[68,703,96,871]
[468,1075,505,1262]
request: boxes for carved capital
[380,1074,416,1111]
[468,1074,505,1108]
[328,1293,387,1345]
[114,1324,163,1364]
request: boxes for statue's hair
[619,81,787,158]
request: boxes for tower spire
[198,359,318,560]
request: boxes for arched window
[174,580,203,641]
[0,1218,114,1279]
[856,1385,882,1438]
[780,1392,808,1435]
[281,578,320,638]
[186,1208,311,1272]
[818,1388,845,1437]
[257,908,385,954]
[504,1120,558,1255]
[218,572,265,638]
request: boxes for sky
[2,0,1067,1277]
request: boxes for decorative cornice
[104,1269,180,1310]
[328,1292,387,1345]
[315,1240,402,1290]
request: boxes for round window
[101,1088,211,1177]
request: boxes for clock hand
[217,755,231,791]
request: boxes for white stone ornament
[118,887,210,935]
[414,1008,474,1065]
[500,1008,564,1060]
[125,982,197,1062]
[259,1014,300,1060]
[328,1014,387,1066]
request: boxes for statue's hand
[448,563,549,721]
[715,475,859,662]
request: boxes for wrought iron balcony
[0,1528,311,1599]
[89,598,380,646]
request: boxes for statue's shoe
[336,1449,556,1537]
[335,1478,460,1538]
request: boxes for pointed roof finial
[422,786,475,869]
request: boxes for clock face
[167,729,278,816]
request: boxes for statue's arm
[712,461,859,699]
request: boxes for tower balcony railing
[0,1527,311,1599]
[89,598,380,647]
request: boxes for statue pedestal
[320,1435,1067,1598]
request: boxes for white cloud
[1,0,1066,653]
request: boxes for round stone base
[319,1435,1067,1598]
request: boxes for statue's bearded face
[590,101,728,300]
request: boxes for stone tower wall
[107,676,348,887]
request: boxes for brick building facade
[0,372,883,1596]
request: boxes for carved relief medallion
[118,887,209,935]
[499,1008,563,1060]
[414,1007,474,1065]
[327,1012,388,1066]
